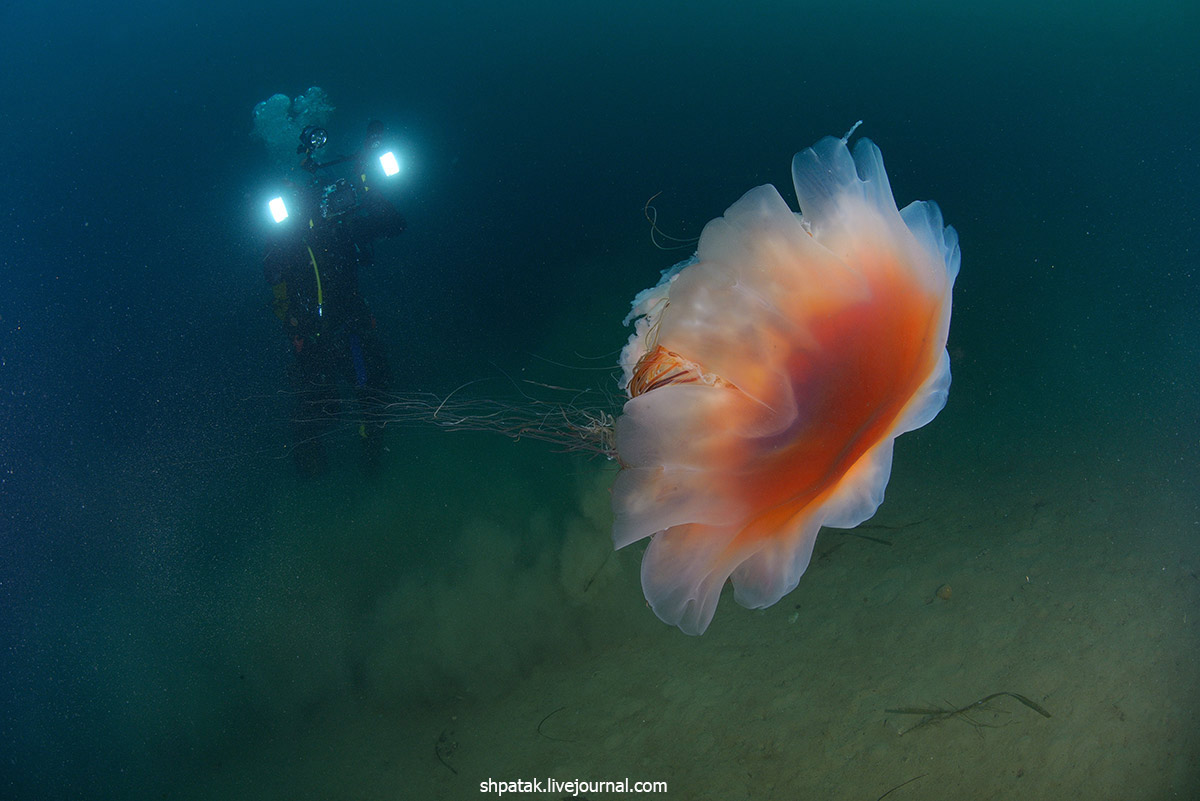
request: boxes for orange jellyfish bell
[612,127,960,634]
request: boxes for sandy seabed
[191,417,1198,801]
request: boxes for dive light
[268,196,289,224]
[379,150,400,177]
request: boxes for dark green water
[2,1,1197,798]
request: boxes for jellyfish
[612,127,960,635]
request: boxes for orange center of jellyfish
[632,245,944,549]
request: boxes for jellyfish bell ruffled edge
[611,129,959,634]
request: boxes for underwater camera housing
[298,125,328,155]
[318,178,357,220]
[266,121,402,227]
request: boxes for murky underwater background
[1,1,1197,798]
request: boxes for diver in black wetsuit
[262,121,407,477]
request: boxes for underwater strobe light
[378,150,400,177]
[269,196,288,223]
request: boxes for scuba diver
[262,121,407,477]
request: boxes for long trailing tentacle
[644,191,700,251]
